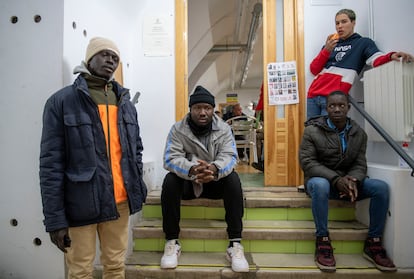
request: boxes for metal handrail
[349,95,414,177]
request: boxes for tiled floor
[238,172,264,187]
[235,162,263,174]
[236,162,264,188]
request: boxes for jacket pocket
[64,113,94,149]
[65,167,100,222]
[122,113,139,143]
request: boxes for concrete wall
[0,1,65,278]
[357,164,414,268]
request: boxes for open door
[175,0,305,186]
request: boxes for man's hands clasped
[189,160,218,184]
[335,175,358,202]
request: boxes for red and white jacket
[307,33,394,98]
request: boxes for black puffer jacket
[39,74,147,232]
[299,116,367,186]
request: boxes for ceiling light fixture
[240,2,262,87]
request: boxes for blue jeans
[307,96,327,119]
[306,177,390,238]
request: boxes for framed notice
[267,61,299,105]
[143,16,173,57]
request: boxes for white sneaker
[226,242,249,272]
[160,240,181,269]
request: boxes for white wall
[0,0,175,278]
[128,1,175,188]
[0,1,65,278]
[370,0,414,54]
[360,164,414,268]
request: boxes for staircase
[95,186,414,278]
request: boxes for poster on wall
[267,61,299,105]
[226,93,238,103]
[143,16,173,57]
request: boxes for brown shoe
[363,237,397,272]
[315,236,336,272]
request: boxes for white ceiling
[188,0,263,95]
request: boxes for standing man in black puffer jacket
[39,37,147,279]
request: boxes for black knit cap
[189,85,215,107]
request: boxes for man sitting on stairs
[299,90,396,273]
[160,85,249,272]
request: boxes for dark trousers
[161,171,244,240]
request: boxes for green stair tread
[133,219,368,241]
[144,187,355,208]
[96,265,414,279]
[136,218,366,230]
[95,252,414,279]
[125,251,374,269]
[93,247,414,279]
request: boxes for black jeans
[161,171,244,240]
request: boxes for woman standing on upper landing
[306,8,413,119]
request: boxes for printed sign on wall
[267,61,299,105]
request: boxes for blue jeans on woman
[306,177,390,238]
[307,96,327,119]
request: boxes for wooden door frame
[175,0,189,122]
[175,0,305,186]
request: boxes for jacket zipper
[104,84,112,169]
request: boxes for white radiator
[363,61,414,141]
